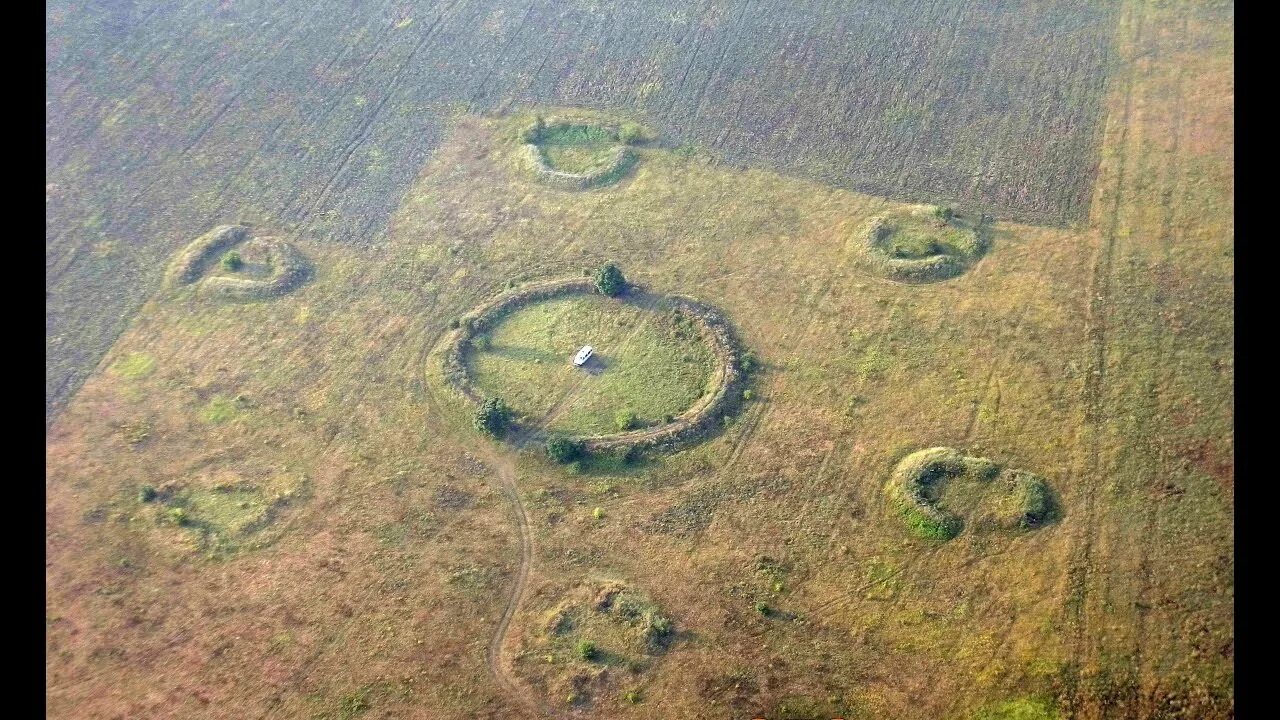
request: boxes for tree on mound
[594,262,626,297]
[546,434,583,463]
[221,250,243,271]
[474,397,514,438]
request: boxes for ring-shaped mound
[859,205,989,283]
[441,278,745,454]
[885,447,1056,541]
[164,225,312,301]
[521,118,638,190]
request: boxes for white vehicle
[573,345,594,367]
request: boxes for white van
[573,345,594,367]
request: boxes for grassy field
[46,0,1118,417]
[468,295,714,436]
[46,0,1231,718]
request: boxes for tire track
[1063,1,1147,711]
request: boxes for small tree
[576,639,598,661]
[614,409,639,432]
[594,262,626,297]
[545,434,581,463]
[221,250,243,271]
[474,398,513,438]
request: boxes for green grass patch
[111,351,155,379]
[199,395,245,424]
[466,295,713,436]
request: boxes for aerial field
[47,0,1118,416]
[46,0,1231,719]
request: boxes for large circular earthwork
[441,278,746,455]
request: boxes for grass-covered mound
[165,225,312,301]
[860,205,989,282]
[520,116,646,190]
[135,470,309,557]
[515,580,677,710]
[976,469,1058,531]
[885,447,999,541]
[885,447,1057,542]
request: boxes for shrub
[169,507,190,526]
[622,689,643,704]
[1008,471,1055,529]
[473,397,513,438]
[641,612,674,650]
[618,122,647,145]
[546,434,582,463]
[755,601,771,615]
[615,409,640,432]
[592,506,605,520]
[576,639,597,661]
[742,389,753,401]
[594,262,626,297]
[933,205,954,223]
[448,318,460,329]
[220,250,243,271]
[138,485,158,503]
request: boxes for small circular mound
[885,447,1056,542]
[515,580,677,710]
[440,278,745,455]
[164,225,312,301]
[859,205,989,283]
[135,470,309,557]
[520,117,642,190]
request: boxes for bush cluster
[473,397,513,438]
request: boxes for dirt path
[478,442,552,719]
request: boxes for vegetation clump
[473,397,514,438]
[614,408,640,432]
[546,434,583,463]
[987,469,1058,530]
[594,262,626,297]
[220,250,243,271]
